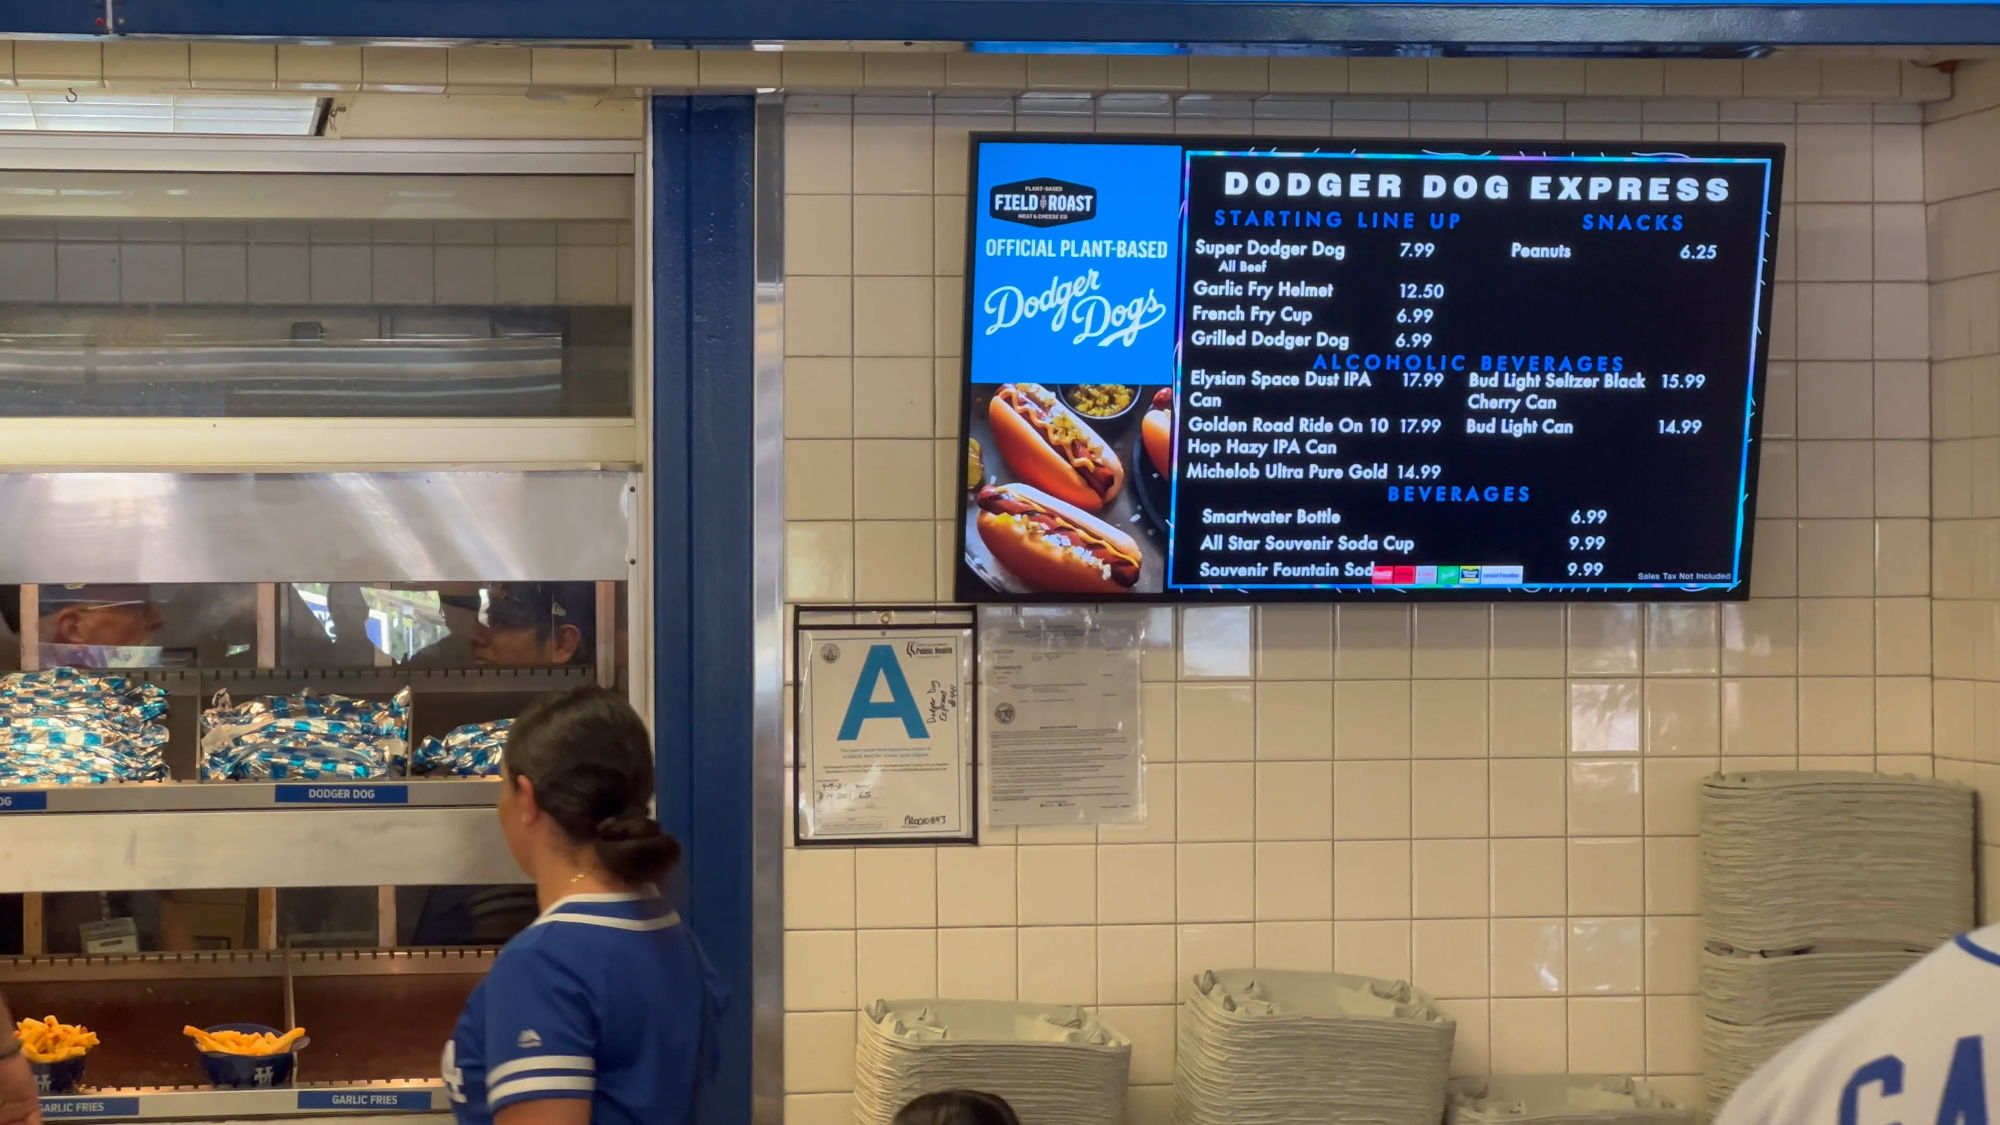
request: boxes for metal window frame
[0,132,661,961]
[0,134,648,470]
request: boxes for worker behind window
[0,584,164,670]
[405,582,599,948]
[465,583,593,668]
[442,686,724,1125]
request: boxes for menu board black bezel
[953,132,1783,604]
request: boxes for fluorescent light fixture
[0,92,326,136]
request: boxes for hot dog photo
[959,381,1176,598]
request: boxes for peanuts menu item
[974,483,1142,595]
[0,667,170,786]
[413,717,513,777]
[17,1017,97,1063]
[199,686,411,781]
[988,382,1125,511]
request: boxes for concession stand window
[0,140,648,1119]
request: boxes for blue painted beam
[0,0,103,35]
[89,0,2000,46]
[652,94,756,1125]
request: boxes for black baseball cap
[39,584,154,610]
[482,582,595,640]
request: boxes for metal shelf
[0,806,516,892]
[41,1080,448,1120]
[111,665,597,699]
[8,949,498,984]
[0,779,498,814]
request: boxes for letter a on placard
[837,644,928,740]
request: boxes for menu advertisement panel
[956,135,1783,602]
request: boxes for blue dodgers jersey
[442,893,725,1125]
[1713,923,2000,1125]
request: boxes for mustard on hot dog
[987,382,1125,511]
[975,483,1142,595]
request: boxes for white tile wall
[783,90,1932,1122]
[0,218,633,306]
[1926,60,2000,918]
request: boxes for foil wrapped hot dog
[200,687,412,781]
[412,718,512,778]
[0,668,171,785]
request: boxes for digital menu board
[955,134,1783,602]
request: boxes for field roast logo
[989,178,1098,228]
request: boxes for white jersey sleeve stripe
[531,911,682,933]
[1954,932,2000,967]
[485,1055,597,1085]
[488,1074,596,1108]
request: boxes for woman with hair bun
[442,686,724,1125]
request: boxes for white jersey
[1713,924,2000,1125]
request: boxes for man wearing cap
[0,585,164,670]
[401,582,600,947]
[465,582,595,668]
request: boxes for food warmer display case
[0,546,637,1122]
[0,141,649,1121]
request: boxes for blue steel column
[652,94,756,1125]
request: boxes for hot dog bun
[975,483,1143,595]
[1142,388,1172,477]
[987,382,1125,511]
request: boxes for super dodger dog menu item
[957,136,1783,602]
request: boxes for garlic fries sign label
[298,1091,434,1110]
[798,627,974,843]
[41,1099,140,1118]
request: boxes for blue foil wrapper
[413,718,511,778]
[201,686,412,781]
[0,668,172,786]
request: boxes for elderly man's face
[50,602,163,646]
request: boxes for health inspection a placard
[794,616,977,846]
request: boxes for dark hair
[893,1092,1021,1125]
[503,685,680,885]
